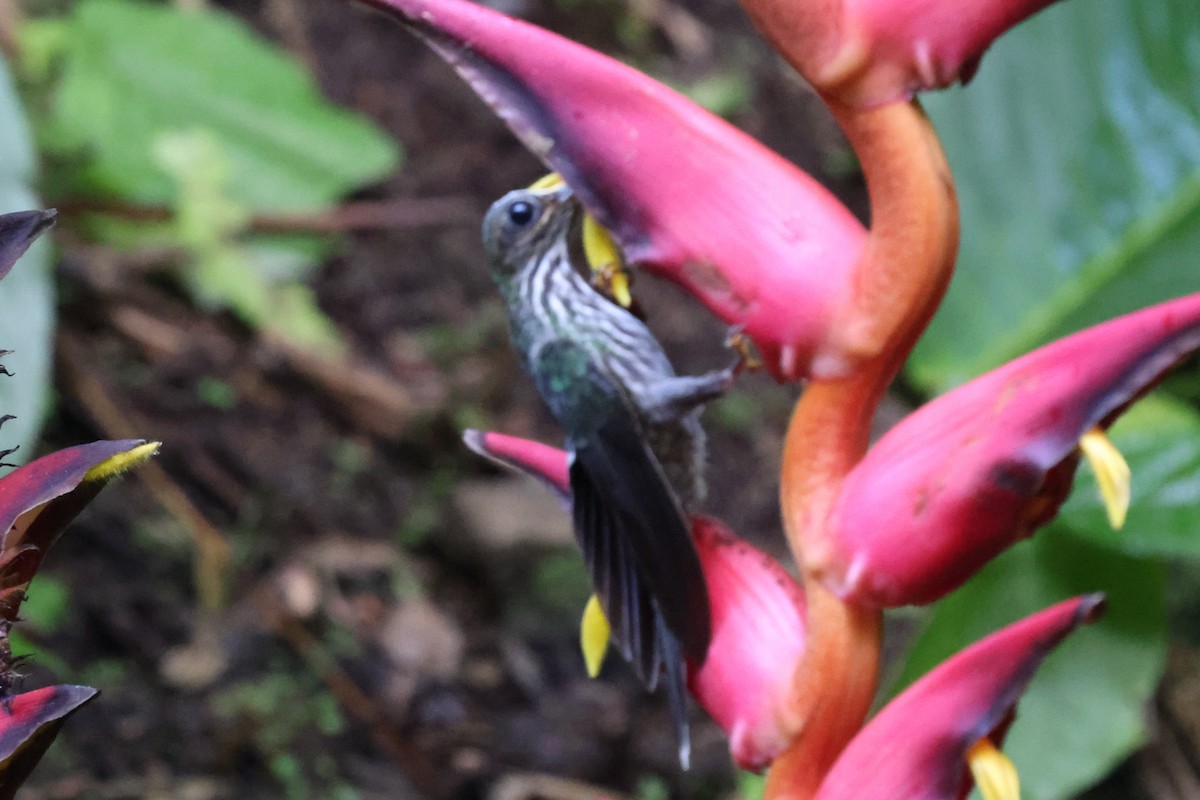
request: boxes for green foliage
[153,128,343,350]
[911,0,1200,391]
[19,574,70,635]
[673,71,753,119]
[23,0,398,209]
[892,532,1166,800]
[531,550,592,619]
[19,0,401,350]
[195,376,237,410]
[734,771,766,800]
[212,669,352,796]
[0,57,53,456]
[897,1,1200,796]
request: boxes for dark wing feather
[569,410,711,664]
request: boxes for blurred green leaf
[20,574,70,634]
[25,0,400,210]
[0,56,53,458]
[910,0,1200,391]
[20,0,399,351]
[672,70,753,119]
[893,531,1166,800]
[153,129,344,351]
[1061,395,1200,558]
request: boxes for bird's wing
[530,338,711,668]
[569,413,711,665]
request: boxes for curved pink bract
[358,0,867,380]
[814,594,1103,800]
[462,429,570,497]
[819,293,1200,607]
[740,0,1061,107]
[687,516,807,771]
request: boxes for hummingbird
[482,178,734,767]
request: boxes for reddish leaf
[0,211,55,284]
[0,685,97,800]
[0,440,150,622]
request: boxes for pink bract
[814,594,1103,799]
[818,293,1200,607]
[687,516,807,771]
[358,0,867,381]
[739,0,1061,107]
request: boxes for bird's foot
[724,327,764,377]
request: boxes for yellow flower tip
[610,272,633,308]
[580,594,611,678]
[528,172,566,190]
[581,214,633,308]
[967,738,1020,800]
[1079,427,1131,530]
[83,442,161,483]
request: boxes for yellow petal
[580,594,611,678]
[967,738,1020,800]
[83,442,161,483]
[528,172,566,190]
[581,214,633,308]
[1079,427,1131,529]
[608,270,633,309]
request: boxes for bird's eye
[508,200,535,226]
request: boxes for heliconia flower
[0,684,98,798]
[811,293,1200,608]
[358,0,868,381]
[738,0,1063,108]
[0,440,160,624]
[810,594,1103,800]
[463,430,808,770]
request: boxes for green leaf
[892,531,1166,800]
[26,0,400,211]
[0,56,53,459]
[150,128,344,352]
[1061,395,1200,559]
[910,0,1200,391]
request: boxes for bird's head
[482,178,577,280]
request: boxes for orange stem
[765,580,881,799]
[828,99,959,367]
[764,99,958,799]
[768,367,887,798]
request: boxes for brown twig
[265,0,319,75]
[54,196,479,233]
[0,0,22,64]
[57,333,232,614]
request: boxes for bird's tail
[657,610,691,770]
